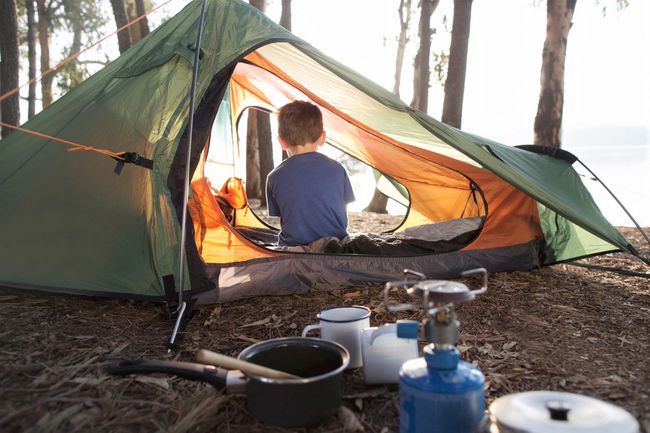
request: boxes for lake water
[344,141,650,228]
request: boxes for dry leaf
[339,406,365,432]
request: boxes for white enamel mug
[302,306,371,369]
[360,324,419,384]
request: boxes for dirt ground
[0,215,648,433]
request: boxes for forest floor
[0,214,648,433]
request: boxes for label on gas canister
[399,382,484,433]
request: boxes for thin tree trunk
[534,0,577,148]
[257,111,273,207]
[441,0,473,129]
[393,0,412,97]
[410,0,440,112]
[366,0,413,214]
[279,0,291,161]
[246,0,273,203]
[246,110,262,200]
[26,0,37,119]
[249,0,266,12]
[110,0,132,54]
[135,0,150,39]
[36,0,53,108]
[279,0,291,31]
[0,0,20,136]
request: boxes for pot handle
[106,359,229,390]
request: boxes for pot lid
[489,391,639,433]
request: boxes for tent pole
[169,0,209,350]
[577,160,650,249]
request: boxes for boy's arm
[266,176,281,217]
[343,171,355,203]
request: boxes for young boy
[266,101,355,246]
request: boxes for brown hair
[278,101,323,147]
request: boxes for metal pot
[477,391,639,433]
[107,337,349,427]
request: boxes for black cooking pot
[107,337,349,427]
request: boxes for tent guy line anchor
[168,0,209,351]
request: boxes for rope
[0,0,176,104]
[0,121,125,161]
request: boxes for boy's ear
[278,136,290,150]
[316,131,326,146]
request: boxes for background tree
[410,0,440,111]
[110,0,132,54]
[246,0,274,206]
[125,0,150,44]
[534,0,629,147]
[279,0,291,30]
[1,0,21,137]
[365,0,413,213]
[441,0,473,128]
[533,0,577,147]
[279,0,291,161]
[25,0,37,119]
[36,0,54,107]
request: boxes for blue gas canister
[387,268,489,433]
[399,346,485,433]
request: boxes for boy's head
[278,101,324,148]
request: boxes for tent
[0,0,643,307]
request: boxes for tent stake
[169,0,208,349]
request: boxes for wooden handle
[196,349,301,380]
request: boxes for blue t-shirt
[266,152,355,246]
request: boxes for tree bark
[534,0,577,148]
[37,0,53,108]
[249,0,266,12]
[246,110,262,200]
[26,0,37,119]
[279,0,291,31]
[365,0,413,214]
[410,0,440,112]
[0,0,20,136]
[441,0,473,128]
[110,0,132,54]
[135,0,150,40]
[393,0,412,97]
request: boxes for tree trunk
[365,0,413,214]
[26,0,37,119]
[0,0,20,137]
[534,0,577,148]
[246,110,262,201]
[410,0,440,112]
[135,0,150,40]
[256,111,274,207]
[249,0,266,12]
[441,0,473,129]
[393,0,412,97]
[279,0,291,161]
[125,0,149,44]
[280,0,291,31]
[37,0,53,108]
[246,0,274,203]
[110,0,132,54]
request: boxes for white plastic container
[361,324,419,384]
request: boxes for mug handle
[301,324,321,337]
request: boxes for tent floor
[0,226,647,433]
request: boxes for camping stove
[385,268,488,433]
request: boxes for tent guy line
[0,0,176,105]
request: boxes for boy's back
[266,152,354,246]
